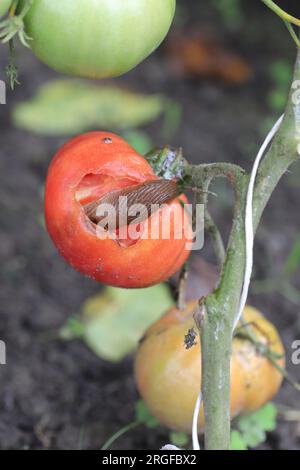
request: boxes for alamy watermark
[0,340,6,365]
[291,340,300,365]
[0,80,6,104]
[89,199,205,251]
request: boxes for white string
[233,114,284,331]
[192,391,202,450]
[190,115,283,450]
[161,444,181,450]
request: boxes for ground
[0,0,300,450]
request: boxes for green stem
[197,45,300,450]
[186,162,244,189]
[101,421,139,450]
[284,21,300,48]
[177,263,188,310]
[205,210,226,268]
[196,302,232,450]
[238,318,300,393]
[200,175,248,450]
[261,0,300,26]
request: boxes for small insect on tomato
[44,132,192,288]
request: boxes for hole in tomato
[75,173,145,247]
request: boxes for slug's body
[84,179,179,229]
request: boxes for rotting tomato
[135,302,285,433]
[19,0,176,79]
[44,132,192,288]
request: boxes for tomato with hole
[20,0,176,79]
[44,132,191,288]
[135,302,285,432]
[0,0,13,17]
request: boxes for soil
[0,0,300,450]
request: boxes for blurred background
[1,0,300,450]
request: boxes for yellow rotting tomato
[135,302,285,433]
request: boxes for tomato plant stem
[193,46,300,450]
[198,303,232,450]
[177,263,188,310]
[284,21,300,49]
[204,210,226,268]
[261,0,300,27]
[101,421,139,450]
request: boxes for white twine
[192,392,202,450]
[233,114,284,331]
[161,444,181,450]
[191,114,284,450]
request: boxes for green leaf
[284,234,300,276]
[170,432,189,447]
[232,403,278,449]
[12,79,168,135]
[62,284,173,362]
[121,130,152,155]
[244,402,277,432]
[270,60,292,87]
[162,100,182,139]
[268,60,292,112]
[135,400,159,429]
[238,425,265,448]
[212,0,244,31]
[59,316,85,340]
[230,431,247,451]
[268,90,288,112]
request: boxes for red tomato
[44,132,191,288]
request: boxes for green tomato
[0,0,13,18]
[20,0,176,79]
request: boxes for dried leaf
[166,32,251,84]
[60,284,174,362]
[12,79,167,135]
[170,256,218,301]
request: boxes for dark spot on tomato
[103,137,112,144]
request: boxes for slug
[84,179,180,229]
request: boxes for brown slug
[84,179,180,229]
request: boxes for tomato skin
[44,132,191,288]
[21,0,176,79]
[135,303,285,433]
[0,0,13,17]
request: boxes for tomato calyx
[0,0,32,46]
[145,146,188,180]
[0,0,33,88]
